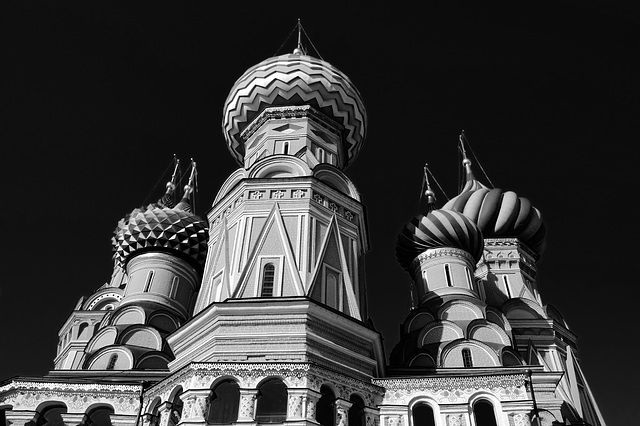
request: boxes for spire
[175,159,198,213]
[292,19,307,55]
[158,155,180,208]
[422,163,437,212]
[459,131,476,185]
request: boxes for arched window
[316,385,336,426]
[207,380,240,424]
[77,322,89,339]
[283,141,289,155]
[255,378,287,423]
[168,394,183,426]
[473,400,498,426]
[86,406,114,426]
[412,403,436,426]
[36,404,67,426]
[106,354,118,370]
[261,264,275,297]
[348,395,365,426]
[462,348,473,368]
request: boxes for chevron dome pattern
[396,209,484,271]
[223,53,367,167]
[112,206,209,268]
[443,186,546,255]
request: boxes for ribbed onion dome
[112,204,209,269]
[396,209,484,271]
[442,179,546,255]
[222,53,367,167]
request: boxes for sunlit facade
[0,36,605,426]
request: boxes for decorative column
[303,390,320,423]
[110,414,137,426]
[179,390,209,426]
[4,410,37,426]
[60,413,85,426]
[237,389,259,423]
[287,389,306,420]
[363,407,379,426]
[335,399,353,426]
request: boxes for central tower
[159,40,384,426]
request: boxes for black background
[1,2,638,424]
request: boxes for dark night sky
[1,2,638,424]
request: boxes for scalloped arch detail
[248,155,312,178]
[418,321,464,347]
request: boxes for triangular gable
[308,215,361,320]
[201,216,232,307]
[567,348,606,426]
[233,203,304,298]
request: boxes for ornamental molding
[413,248,476,267]
[373,374,527,405]
[145,362,383,411]
[0,380,141,413]
[241,105,343,142]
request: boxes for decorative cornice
[241,105,343,141]
[0,380,141,394]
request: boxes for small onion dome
[442,187,546,255]
[112,205,209,269]
[222,53,367,167]
[396,209,484,271]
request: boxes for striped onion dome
[222,53,367,167]
[396,209,484,271]
[442,179,546,255]
[112,205,209,269]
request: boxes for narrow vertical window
[465,268,472,289]
[261,263,275,297]
[144,271,155,292]
[503,275,512,299]
[170,276,180,299]
[325,272,338,309]
[462,348,473,368]
[444,264,452,287]
[107,354,118,370]
[283,141,289,155]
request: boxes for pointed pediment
[308,215,361,320]
[233,204,304,298]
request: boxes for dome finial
[422,163,437,212]
[459,130,475,183]
[293,18,307,55]
[158,155,180,208]
[175,159,198,213]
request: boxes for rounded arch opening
[316,385,336,426]
[411,402,436,426]
[348,394,365,426]
[206,379,240,424]
[472,399,498,426]
[255,378,287,423]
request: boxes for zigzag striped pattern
[223,54,367,166]
[396,210,484,271]
[112,206,209,268]
[443,186,547,255]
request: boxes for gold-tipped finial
[293,18,306,55]
[158,155,180,208]
[422,163,437,212]
[176,159,198,213]
[459,131,475,182]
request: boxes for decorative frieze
[373,375,527,405]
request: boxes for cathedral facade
[1,38,605,426]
